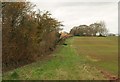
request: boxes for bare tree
[98,21,108,36]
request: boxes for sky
[29,0,119,34]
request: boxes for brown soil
[98,68,119,81]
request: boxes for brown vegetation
[2,2,63,72]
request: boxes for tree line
[70,21,108,36]
[2,2,63,72]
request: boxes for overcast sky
[29,0,118,34]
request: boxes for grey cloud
[32,1,118,33]
[56,2,115,7]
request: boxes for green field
[73,37,118,75]
[3,36,118,80]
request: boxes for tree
[2,2,34,70]
[70,21,108,36]
[89,23,98,36]
[90,21,108,36]
[98,21,108,36]
[2,2,63,72]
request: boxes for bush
[2,2,62,72]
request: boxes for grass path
[3,37,118,80]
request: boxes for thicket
[2,2,63,72]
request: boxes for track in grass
[3,36,118,80]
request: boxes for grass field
[72,36,118,76]
[3,36,118,80]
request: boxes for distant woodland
[70,22,108,36]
